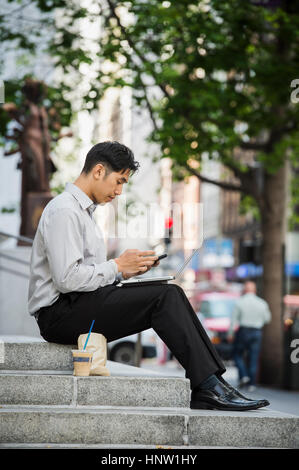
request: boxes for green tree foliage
[1,1,298,194]
[97,1,299,208]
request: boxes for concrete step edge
[0,404,298,418]
[0,370,187,380]
[1,405,298,448]
[0,341,167,374]
[0,443,285,449]
[0,373,191,408]
[1,405,189,414]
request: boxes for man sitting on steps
[28,141,269,411]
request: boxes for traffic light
[164,217,173,246]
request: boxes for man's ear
[93,163,105,180]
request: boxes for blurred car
[107,328,157,365]
[196,292,240,361]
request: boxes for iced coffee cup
[72,349,93,376]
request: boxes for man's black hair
[81,141,140,176]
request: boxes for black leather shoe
[218,376,269,405]
[190,381,270,411]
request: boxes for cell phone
[153,253,168,265]
[157,253,168,261]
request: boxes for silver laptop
[116,248,200,287]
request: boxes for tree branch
[105,0,170,100]
[143,91,159,133]
[138,82,160,133]
[181,162,242,192]
[4,148,20,156]
[53,131,73,142]
[239,120,297,153]
[239,141,267,151]
[4,134,19,140]
[220,159,262,202]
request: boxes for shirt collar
[65,182,98,214]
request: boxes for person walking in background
[228,281,272,391]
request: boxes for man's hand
[114,249,159,280]
[126,260,160,278]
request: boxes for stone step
[0,372,190,408]
[0,339,190,408]
[0,338,98,371]
[0,406,298,448]
[1,338,299,448]
[0,338,176,377]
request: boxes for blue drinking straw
[83,319,95,350]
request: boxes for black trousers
[37,282,226,389]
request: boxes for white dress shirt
[28,182,122,317]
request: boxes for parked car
[107,329,157,365]
[196,292,240,361]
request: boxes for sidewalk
[140,359,299,417]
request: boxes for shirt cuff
[110,259,124,284]
[110,259,119,276]
[116,272,124,282]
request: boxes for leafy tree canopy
[1,0,299,214]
